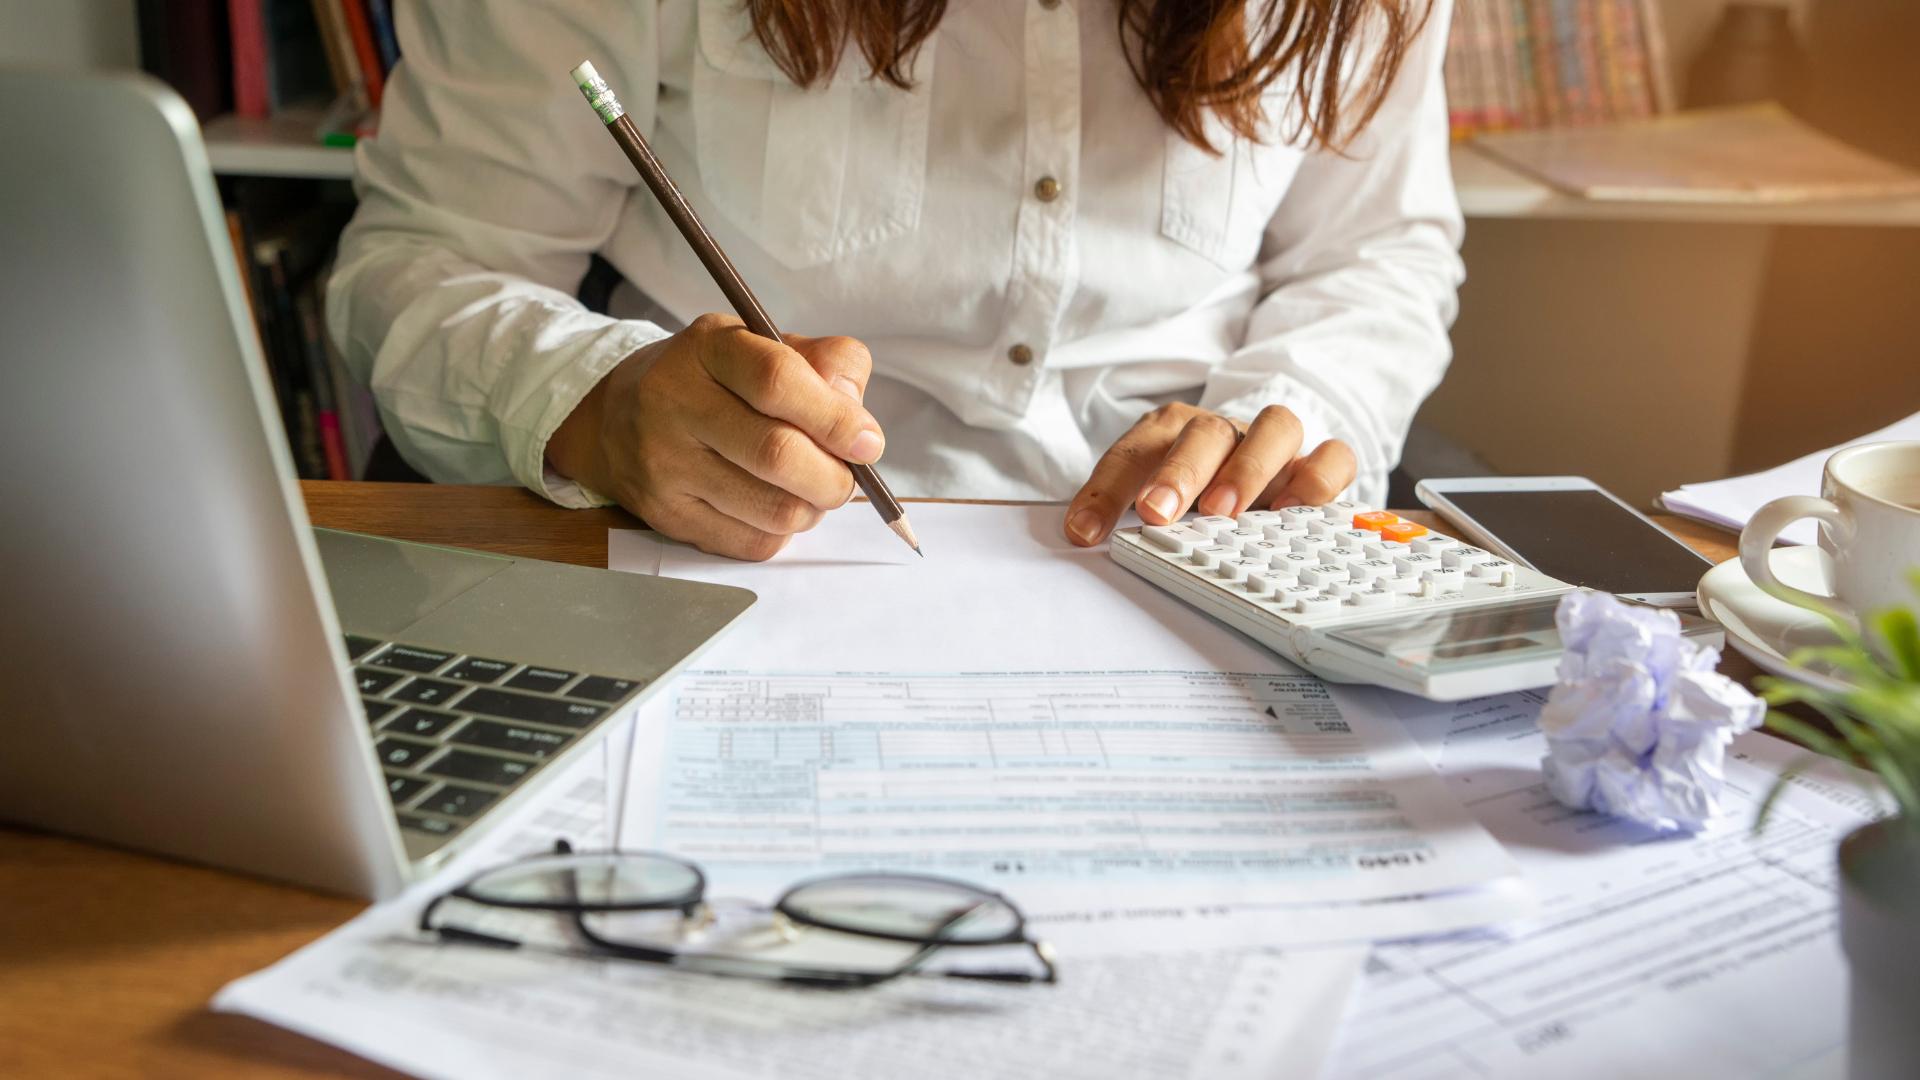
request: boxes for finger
[701,327,885,465]
[1195,405,1304,518]
[690,448,827,536]
[784,333,874,403]
[1135,414,1241,525]
[1063,411,1185,546]
[638,491,792,563]
[1269,439,1359,508]
[699,405,857,511]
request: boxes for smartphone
[1414,476,1713,607]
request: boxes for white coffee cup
[1739,441,1920,622]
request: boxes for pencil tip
[887,515,921,555]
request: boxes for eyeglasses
[419,840,1058,990]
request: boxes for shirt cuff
[504,319,673,509]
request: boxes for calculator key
[1322,500,1369,522]
[390,678,468,707]
[372,645,455,673]
[427,749,537,788]
[504,667,577,694]
[1239,539,1285,560]
[444,656,515,684]
[399,814,460,836]
[416,784,497,818]
[1278,505,1323,524]
[571,675,645,704]
[1236,510,1283,528]
[1348,586,1395,609]
[1473,559,1518,583]
[1242,573,1283,598]
[1274,583,1318,606]
[1319,546,1364,567]
[361,697,400,724]
[1363,539,1411,561]
[1393,552,1441,576]
[1350,558,1395,584]
[1444,546,1493,570]
[374,738,436,770]
[1290,534,1335,555]
[1352,510,1399,531]
[355,668,403,695]
[343,635,382,660]
[1306,519,1340,538]
[383,707,462,739]
[385,774,431,805]
[1143,524,1199,556]
[1191,544,1236,570]
[1378,521,1429,543]
[1332,529,1373,547]
[1299,565,1347,589]
[1227,527,1264,545]
[1380,575,1422,595]
[459,687,606,729]
[1422,567,1467,594]
[1259,521,1307,542]
[451,720,573,760]
[1323,580,1359,600]
[1191,516,1237,537]
[1294,594,1345,617]
[1215,558,1257,584]
[1411,534,1460,556]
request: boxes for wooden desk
[0,482,1744,1079]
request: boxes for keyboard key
[343,635,382,660]
[371,645,455,673]
[1444,546,1493,570]
[374,738,436,770]
[386,774,431,805]
[355,667,403,695]
[362,697,400,724]
[504,666,577,694]
[383,707,462,738]
[459,687,606,729]
[1379,520,1429,543]
[1364,539,1411,560]
[444,656,515,684]
[416,784,497,818]
[451,719,572,760]
[390,678,468,707]
[1352,510,1398,531]
[399,814,460,836]
[571,675,645,704]
[1191,515,1237,537]
[427,749,537,787]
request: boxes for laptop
[0,70,754,899]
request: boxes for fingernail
[1067,509,1104,545]
[1201,486,1238,517]
[1142,485,1179,522]
[831,376,861,400]
[849,430,884,463]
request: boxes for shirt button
[1033,176,1062,203]
[1007,343,1035,366]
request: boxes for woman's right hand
[546,313,886,561]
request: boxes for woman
[330,0,1461,560]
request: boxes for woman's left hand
[1063,403,1356,546]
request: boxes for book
[1444,0,1671,140]
[263,0,332,109]
[227,0,271,119]
[1470,102,1920,203]
[137,0,232,120]
[365,0,400,74]
[338,0,385,109]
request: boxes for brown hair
[745,0,1432,153]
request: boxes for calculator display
[1325,598,1566,670]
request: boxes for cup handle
[1739,495,1855,620]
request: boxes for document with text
[1327,690,1879,1080]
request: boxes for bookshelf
[196,117,1920,229]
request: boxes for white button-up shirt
[330,0,1463,508]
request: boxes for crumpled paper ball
[1538,591,1763,832]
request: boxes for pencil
[569,61,922,557]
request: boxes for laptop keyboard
[345,634,649,843]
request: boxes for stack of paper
[1660,410,1920,545]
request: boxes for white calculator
[1109,501,1581,700]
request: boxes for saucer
[1696,545,1853,694]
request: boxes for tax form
[214,752,1369,1080]
[610,505,1530,948]
[1327,691,1880,1079]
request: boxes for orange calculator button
[1378,520,1429,543]
[1352,511,1399,531]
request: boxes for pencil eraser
[571,61,625,124]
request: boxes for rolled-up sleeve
[1200,0,1464,507]
[327,0,666,507]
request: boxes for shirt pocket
[692,0,937,270]
[1160,114,1303,271]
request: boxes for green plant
[1755,572,1920,831]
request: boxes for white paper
[1659,410,1920,545]
[215,753,1369,1080]
[1326,690,1883,1080]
